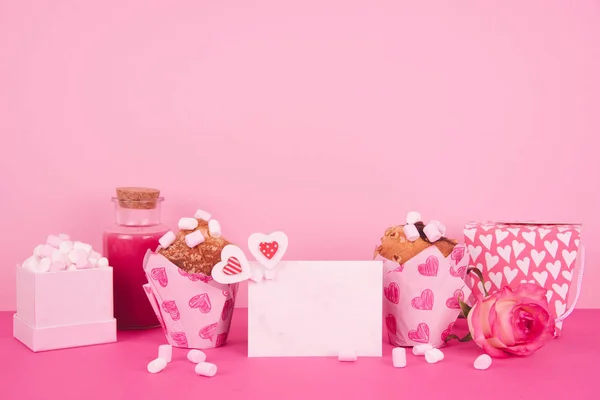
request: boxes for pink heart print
[177,268,212,283]
[450,246,465,263]
[445,289,464,309]
[384,282,400,304]
[170,331,188,347]
[418,256,439,276]
[386,314,397,334]
[449,265,466,278]
[440,322,455,342]
[222,290,229,297]
[161,300,181,321]
[189,293,212,314]
[199,322,219,340]
[221,299,234,321]
[151,267,168,287]
[216,332,228,347]
[408,323,430,343]
[231,283,239,299]
[411,289,434,310]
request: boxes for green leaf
[459,299,472,318]
[444,332,473,343]
[466,267,489,296]
[458,332,473,342]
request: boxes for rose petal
[489,299,516,347]
[513,283,548,304]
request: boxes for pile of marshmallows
[158,209,221,249]
[147,344,218,377]
[403,211,447,242]
[391,345,493,370]
[21,234,109,273]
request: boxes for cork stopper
[116,187,161,209]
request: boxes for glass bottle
[103,187,169,330]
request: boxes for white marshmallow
[73,241,92,256]
[185,230,205,248]
[158,345,172,363]
[159,231,176,248]
[68,249,87,264]
[35,244,54,258]
[403,224,420,241]
[406,211,422,225]
[473,354,492,370]
[424,348,444,364]
[179,217,199,230]
[194,209,212,221]
[46,235,63,248]
[88,257,98,267]
[187,349,207,364]
[90,251,102,261]
[58,234,70,240]
[59,241,74,254]
[338,350,357,362]
[392,347,407,368]
[50,260,68,272]
[38,257,52,273]
[194,362,217,377]
[22,256,40,271]
[412,344,433,356]
[67,265,78,271]
[76,260,93,269]
[208,219,221,238]
[423,222,442,242]
[97,257,109,268]
[430,220,446,236]
[51,250,66,263]
[147,358,167,374]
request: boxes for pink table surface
[1,309,598,400]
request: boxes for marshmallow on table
[338,350,357,362]
[474,354,492,370]
[424,348,444,364]
[159,231,176,248]
[392,347,406,368]
[185,230,205,248]
[59,241,74,254]
[147,358,168,374]
[158,345,172,363]
[406,211,422,225]
[179,217,199,230]
[208,219,221,238]
[194,209,212,221]
[423,222,442,242]
[195,362,217,377]
[187,349,207,364]
[403,224,420,241]
[412,344,433,356]
[46,235,63,248]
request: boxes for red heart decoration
[384,282,400,304]
[259,241,279,260]
[408,323,430,343]
[199,323,218,340]
[418,256,439,276]
[223,257,242,275]
[189,293,212,313]
[161,300,180,320]
[441,322,455,342]
[449,265,466,278]
[386,314,397,334]
[445,289,464,309]
[170,331,188,347]
[411,289,434,310]
[216,332,228,347]
[151,267,168,287]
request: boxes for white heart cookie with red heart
[211,245,252,284]
[248,231,288,270]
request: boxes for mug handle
[556,243,585,322]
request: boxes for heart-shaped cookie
[248,231,288,270]
[211,245,252,284]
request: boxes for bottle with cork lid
[103,187,169,329]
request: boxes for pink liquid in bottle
[103,188,169,330]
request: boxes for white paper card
[248,261,383,357]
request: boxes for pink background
[1,0,599,311]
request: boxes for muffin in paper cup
[375,220,471,348]
[142,213,238,349]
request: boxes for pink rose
[467,283,555,357]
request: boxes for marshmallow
[50,260,68,271]
[208,220,221,238]
[158,345,172,363]
[147,358,167,374]
[58,234,70,240]
[412,344,433,356]
[159,231,176,248]
[187,349,207,364]
[97,257,109,268]
[76,260,94,269]
[73,241,92,256]
[403,224,420,241]
[51,249,66,263]
[59,241,74,254]
[423,222,442,242]
[35,244,54,258]
[179,217,199,230]
[392,347,407,368]
[194,209,212,221]
[424,348,444,364]
[38,257,52,273]
[185,230,205,248]
[474,354,492,370]
[46,235,63,248]
[22,256,40,271]
[406,211,422,225]
[90,251,102,261]
[194,362,217,377]
[67,265,77,271]
[338,350,357,362]
[430,220,446,236]
[68,249,88,264]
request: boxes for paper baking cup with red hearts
[142,251,238,349]
[378,244,471,348]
